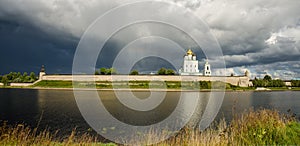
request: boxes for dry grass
[0,109,299,145]
[156,119,229,146]
[0,122,113,146]
[157,109,299,146]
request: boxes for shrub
[130,70,139,75]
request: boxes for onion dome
[186,49,195,56]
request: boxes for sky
[0,0,299,79]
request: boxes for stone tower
[39,65,46,80]
[203,59,211,76]
[245,70,250,78]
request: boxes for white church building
[179,49,211,76]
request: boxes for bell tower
[203,59,211,76]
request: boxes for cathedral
[179,49,211,76]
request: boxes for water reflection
[35,89,89,135]
[0,89,299,137]
[99,91,216,128]
[0,89,39,125]
[100,91,180,126]
[216,92,253,121]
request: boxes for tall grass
[229,109,300,145]
[0,122,114,146]
[0,109,299,145]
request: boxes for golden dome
[186,49,195,56]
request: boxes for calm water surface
[0,88,299,136]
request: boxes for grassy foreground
[0,109,299,145]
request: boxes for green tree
[271,79,285,87]
[17,72,21,78]
[263,75,272,82]
[7,72,13,81]
[21,72,28,82]
[130,70,139,75]
[106,68,117,75]
[199,81,211,89]
[253,77,265,87]
[30,72,36,79]
[157,68,167,75]
[166,69,175,75]
[24,76,31,83]
[291,80,300,87]
[1,75,8,86]
[95,70,100,75]
[12,77,22,83]
[28,72,37,82]
[23,72,28,77]
[100,68,106,75]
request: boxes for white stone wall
[10,83,34,87]
[40,75,250,87]
[184,60,199,73]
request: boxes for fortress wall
[10,83,34,87]
[41,75,250,87]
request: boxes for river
[0,88,299,137]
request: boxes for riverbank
[1,80,300,91]
[0,109,299,145]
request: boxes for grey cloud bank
[0,0,299,79]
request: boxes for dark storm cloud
[96,22,205,72]
[0,0,118,74]
[0,18,78,74]
[0,0,299,79]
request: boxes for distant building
[179,49,211,76]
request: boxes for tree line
[94,67,176,75]
[252,75,286,87]
[94,68,117,75]
[291,80,300,87]
[0,72,38,85]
